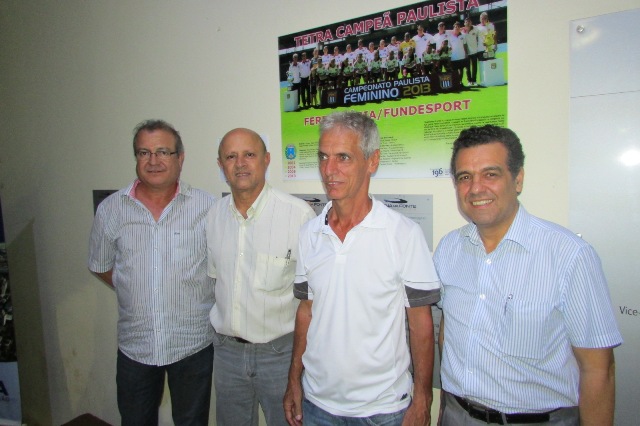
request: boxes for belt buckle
[485,409,503,425]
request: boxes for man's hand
[283,379,303,426]
[402,396,431,426]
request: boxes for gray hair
[132,119,184,155]
[319,111,380,159]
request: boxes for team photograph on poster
[278,0,507,180]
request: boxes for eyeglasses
[135,149,178,161]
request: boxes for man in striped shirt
[435,125,622,425]
[88,120,215,425]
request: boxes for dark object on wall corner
[92,190,117,214]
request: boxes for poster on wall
[0,199,22,426]
[278,0,507,180]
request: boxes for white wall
[569,9,640,425]
[0,0,638,424]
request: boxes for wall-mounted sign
[278,0,508,180]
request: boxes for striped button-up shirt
[88,180,215,366]
[434,205,622,413]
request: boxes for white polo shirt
[207,184,316,343]
[413,33,434,57]
[294,198,440,417]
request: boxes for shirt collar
[316,195,385,233]
[125,179,187,200]
[462,203,531,251]
[229,183,270,221]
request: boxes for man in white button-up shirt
[207,128,315,426]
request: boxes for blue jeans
[303,398,408,426]
[116,345,213,426]
[213,332,292,426]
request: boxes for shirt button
[479,294,486,300]
[486,258,492,264]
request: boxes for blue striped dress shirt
[434,205,622,413]
[88,180,215,366]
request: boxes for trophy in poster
[286,70,294,90]
[483,29,496,59]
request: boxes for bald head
[217,128,270,199]
[218,128,267,159]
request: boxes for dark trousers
[299,77,310,107]
[467,52,480,83]
[451,58,468,85]
[117,345,213,426]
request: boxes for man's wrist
[411,388,433,405]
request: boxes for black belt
[226,335,252,344]
[453,395,553,424]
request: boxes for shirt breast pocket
[172,230,205,264]
[500,300,550,360]
[255,253,295,294]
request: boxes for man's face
[454,142,523,237]
[464,19,472,30]
[438,23,445,33]
[135,129,184,191]
[318,127,379,203]
[218,129,270,196]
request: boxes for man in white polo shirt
[284,111,440,426]
[207,128,315,426]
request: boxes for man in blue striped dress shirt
[434,125,622,425]
[88,120,215,425]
